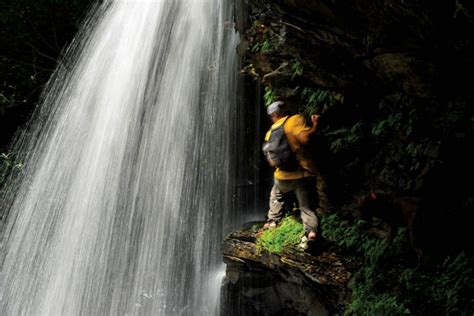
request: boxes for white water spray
[0,0,239,314]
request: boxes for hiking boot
[300,231,317,251]
[299,235,309,250]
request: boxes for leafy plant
[349,281,411,316]
[323,210,474,315]
[322,212,387,263]
[263,87,276,106]
[251,39,274,53]
[300,87,336,116]
[1,152,23,182]
[291,60,303,80]
[323,212,412,314]
[325,121,363,154]
[371,113,402,138]
[425,253,473,314]
[322,212,362,248]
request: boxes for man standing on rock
[262,100,320,241]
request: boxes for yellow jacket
[264,114,316,180]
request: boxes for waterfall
[0,0,240,314]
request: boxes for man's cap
[267,101,285,115]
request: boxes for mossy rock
[256,216,305,254]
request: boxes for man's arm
[295,114,319,145]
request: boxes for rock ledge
[221,222,352,315]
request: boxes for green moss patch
[256,216,305,254]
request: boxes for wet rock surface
[221,222,352,315]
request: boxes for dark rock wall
[222,260,330,316]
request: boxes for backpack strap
[270,115,291,132]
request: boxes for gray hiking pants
[267,176,319,233]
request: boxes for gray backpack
[262,117,299,171]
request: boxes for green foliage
[371,113,402,138]
[399,253,474,315]
[263,87,276,106]
[325,121,363,154]
[249,19,277,54]
[323,211,474,315]
[323,212,412,315]
[0,152,23,183]
[432,253,474,314]
[323,212,410,314]
[322,212,387,264]
[0,152,22,169]
[256,216,304,254]
[405,142,424,157]
[291,60,303,80]
[322,212,361,247]
[251,39,274,53]
[349,283,411,316]
[300,87,336,116]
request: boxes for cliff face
[224,0,474,314]
[237,0,473,201]
[236,0,473,254]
